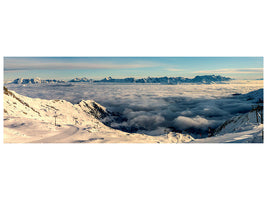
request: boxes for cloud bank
[5,81,263,137]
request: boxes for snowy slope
[4,87,193,143]
[191,88,264,143]
[239,88,263,103]
[215,108,263,135]
[192,109,263,143]
[192,125,263,143]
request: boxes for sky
[4,57,263,81]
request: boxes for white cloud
[174,116,211,130]
[196,68,263,74]
[4,61,156,70]
[5,81,263,135]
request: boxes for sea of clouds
[6,80,263,137]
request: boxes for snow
[192,124,263,143]
[12,78,66,84]
[192,109,263,143]
[4,88,185,143]
[215,108,263,135]
[69,77,93,82]
[239,88,263,102]
[5,80,263,136]
[9,75,232,84]
[3,81,264,143]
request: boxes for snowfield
[3,80,264,143]
[192,110,263,143]
[4,88,193,143]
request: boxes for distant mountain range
[9,75,232,85]
[69,77,93,83]
[12,77,66,84]
[94,75,232,84]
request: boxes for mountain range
[9,75,232,85]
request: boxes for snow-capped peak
[4,87,109,125]
[78,99,110,120]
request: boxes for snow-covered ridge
[12,77,66,84]
[69,77,93,83]
[4,87,109,125]
[199,89,264,142]
[4,87,193,143]
[95,75,231,84]
[239,88,263,103]
[78,100,111,120]
[191,88,264,143]
[8,75,232,85]
[192,108,263,143]
[215,107,263,136]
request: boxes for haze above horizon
[4,57,263,81]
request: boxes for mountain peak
[8,75,232,85]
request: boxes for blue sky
[4,57,263,80]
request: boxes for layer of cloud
[196,68,263,74]
[4,60,156,70]
[4,58,186,71]
[174,116,212,130]
[5,81,263,137]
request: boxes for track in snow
[30,125,80,143]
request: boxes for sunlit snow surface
[5,80,263,137]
